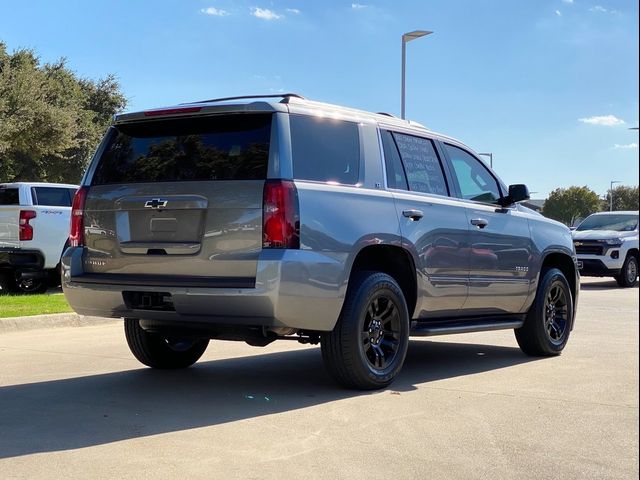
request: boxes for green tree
[542,186,602,226]
[0,42,126,183]
[604,185,639,211]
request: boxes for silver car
[62,94,579,389]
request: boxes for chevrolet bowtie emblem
[145,198,168,209]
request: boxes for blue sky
[1,0,638,197]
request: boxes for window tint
[392,133,448,196]
[0,187,19,205]
[380,130,408,190]
[445,144,501,204]
[290,115,359,185]
[576,214,638,232]
[92,114,271,185]
[32,187,73,207]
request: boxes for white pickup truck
[0,182,78,293]
[572,211,639,288]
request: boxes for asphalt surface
[0,278,638,480]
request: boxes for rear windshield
[32,187,75,207]
[91,114,272,185]
[0,187,19,205]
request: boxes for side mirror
[501,184,530,206]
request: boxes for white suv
[573,211,639,287]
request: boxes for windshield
[576,214,638,232]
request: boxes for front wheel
[124,318,209,369]
[515,268,574,356]
[615,254,638,288]
[321,272,410,390]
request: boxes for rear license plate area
[123,291,175,311]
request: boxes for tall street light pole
[610,180,622,211]
[401,30,432,119]
[478,152,493,169]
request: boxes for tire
[13,276,48,294]
[124,318,209,369]
[321,272,410,390]
[0,271,12,295]
[615,255,638,288]
[515,268,574,356]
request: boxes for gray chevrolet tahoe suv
[62,94,579,389]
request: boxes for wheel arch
[347,244,418,319]
[539,251,579,328]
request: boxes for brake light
[143,106,202,117]
[263,180,299,249]
[19,210,37,241]
[69,186,89,247]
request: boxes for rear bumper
[0,248,45,271]
[61,247,347,331]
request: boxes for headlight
[601,238,623,247]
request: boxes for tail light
[69,186,89,247]
[263,180,299,249]
[19,210,37,241]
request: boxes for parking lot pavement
[0,278,637,480]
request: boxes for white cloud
[351,3,367,9]
[286,8,301,14]
[200,7,229,16]
[589,5,608,12]
[613,143,638,150]
[578,115,626,126]
[555,10,562,16]
[251,7,283,20]
[562,0,574,4]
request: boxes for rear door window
[290,114,360,185]
[391,132,449,196]
[91,114,272,185]
[32,187,73,207]
[0,187,20,205]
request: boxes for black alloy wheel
[544,281,569,345]
[361,294,402,371]
[321,271,410,390]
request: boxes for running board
[410,317,525,337]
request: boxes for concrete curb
[0,313,119,334]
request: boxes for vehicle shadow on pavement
[0,339,537,459]
[580,280,638,290]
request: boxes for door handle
[470,218,489,229]
[402,209,424,221]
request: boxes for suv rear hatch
[80,113,273,287]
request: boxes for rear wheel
[615,254,638,288]
[321,272,410,390]
[124,318,209,369]
[0,271,12,295]
[13,275,48,294]
[515,268,573,356]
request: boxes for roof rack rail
[376,112,397,118]
[183,93,306,105]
